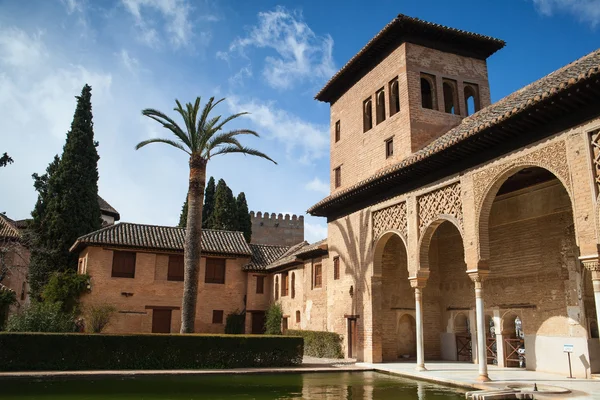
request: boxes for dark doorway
[348,318,358,359]
[251,311,266,334]
[151,309,172,333]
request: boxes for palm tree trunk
[180,153,206,333]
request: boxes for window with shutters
[275,276,279,300]
[282,272,289,296]
[205,257,226,284]
[256,275,265,294]
[291,272,295,299]
[334,166,341,188]
[167,255,184,281]
[296,310,301,323]
[212,310,224,324]
[111,251,136,278]
[313,263,322,289]
[385,138,394,159]
[333,256,340,280]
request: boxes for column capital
[580,255,600,280]
[409,270,430,289]
[467,269,490,288]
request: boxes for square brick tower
[317,15,505,194]
[250,212,304,247]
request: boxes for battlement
[250,211,304,247]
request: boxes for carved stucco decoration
[372,201,407,241]
[417,182,463,235]
[472,140,571,210]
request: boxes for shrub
[225,310,245,334]
[0,289,16,331]
[0,333,304,371]
[6,302,77,333]
[286,330,343,359]
[42,271,89,313]
[265,302,283,335]
[86,304,116,333]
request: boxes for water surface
[1,371,466,399]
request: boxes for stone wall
[250,212,304,247]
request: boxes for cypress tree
[236,192,252,242]
[202,177,216,228]
[209,179,238,231]
[30,84,101,294]
[178,197,188,228]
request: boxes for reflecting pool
[1,371,466,399]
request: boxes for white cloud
[121,0,196,48]
[305,177,329,195]
[305,221,327,243]
[224,6,335,89]
[228,65,252,87]
[61,0,84,14]
[226,96,329,163]
[532,0,600,27]
[0,27,47,68]
[119,49,139,73]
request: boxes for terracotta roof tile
[265,239,328,271]
[308,48,600,215]
[244,244,291,271]
[0,214,22,241]
[70,222,252,256]
[97,195,120,220]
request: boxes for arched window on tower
[363,97,373,132]
[443,79,459,115]
[389,78,400,116]
[291,272,296,299]
[464,83,480,116]
[376,89,386,124]
[420,73,436,110]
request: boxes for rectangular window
[256,275,265,294]
[313,263,322,288]
[335,120,341,142]
[385,138,394,159]
[205,257,226,284]
[167,255,184,281]
[282,316,288,332]
[111,251,136,278]
[282,272,289,296]
[333,256,340,280]
[212,310,224,324]
[334,166,341,188]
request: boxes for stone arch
[396,313,417,358]
[477,164,575,261]
[501,310,523,337]
[373,230,408,277]
[418,215,464,272]
[454,312,470,334]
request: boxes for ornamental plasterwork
[417,182,463,234]
[372,201,407,241]
[472,140,571,210]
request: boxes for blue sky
[1,0,599,242]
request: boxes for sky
[1,0,599,243]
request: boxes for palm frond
[142,108,192,149]
[212,112,250,133]
[210,145,277,164]
[135,138,191,155]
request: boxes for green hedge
[286,330,343,359]
[0,333,303,371]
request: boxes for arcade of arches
[363,155,600,379]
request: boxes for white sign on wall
[563,344,574,353]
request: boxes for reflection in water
[2,371,465,400]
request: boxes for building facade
[306,14,600,379]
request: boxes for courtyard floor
[361,361,600,399]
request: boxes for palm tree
[136,97,276,333]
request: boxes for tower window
[443,79,459,115]
[420,73,437,110]
[389,78,400,116]
[464,83,480,116]
[334,120,340,142]
[385,138,394,159]
[334,166,341,188]
[376,89,386,124]
[363,98,373,132]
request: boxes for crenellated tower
[249,211,305,247]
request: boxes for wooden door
[348,318,358,359]
[152,309,172,333]
[251,311,266,334]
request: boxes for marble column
[581,256,600,333]
[410,273,429,372]
[468,270,490,382]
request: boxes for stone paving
[360,361,600,399]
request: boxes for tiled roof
[244,244,291,271]
[0,214,22,241]
[308,48,600,215]
[98,195,120,220]
[316,14,505,103]
[70,222,252,256]
[265,239,328,271]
